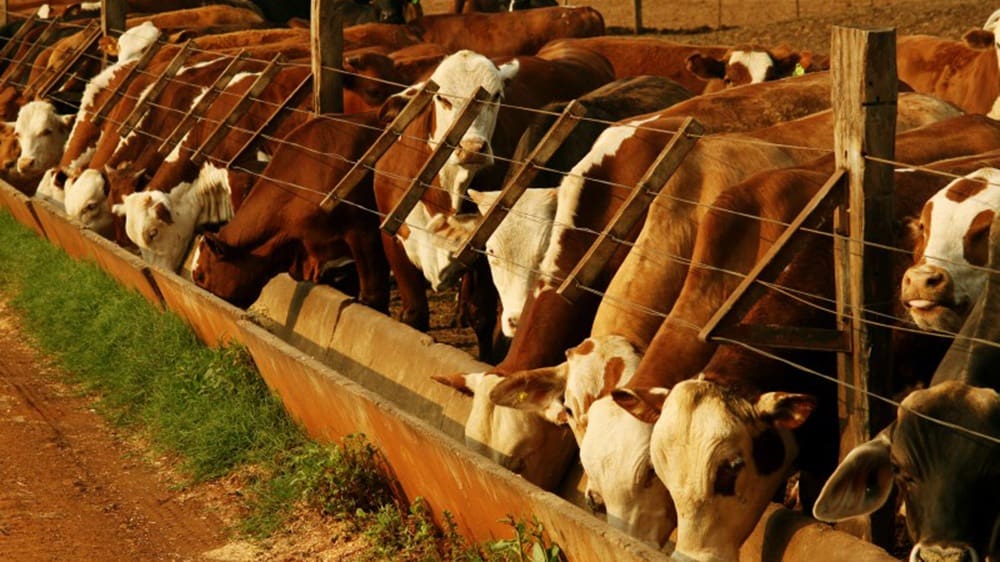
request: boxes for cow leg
[380,232,430,331]
[347,229,391,314]
[464,258,501,363]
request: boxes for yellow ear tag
[793,63,806,77]
[517,391,528,402]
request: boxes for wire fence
[1,11,998,447]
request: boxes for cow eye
[435,94,453,110]
[564,406,574,419]
[40,129,51,136]
[148,228,158,241]
[714,456,745,496]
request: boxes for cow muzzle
[16,156,36,174]
[455,138,492,166]
[911,542,979,562]
[902,263,955,311]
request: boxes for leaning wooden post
[831,25,897,546]
[0,0,8,28]
[311,0,343,114]
[633,0,642,33]
[101,0,127,37]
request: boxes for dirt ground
[0,298,367,561]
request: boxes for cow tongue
[908,299,936,310]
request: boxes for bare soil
[0,297,367,561]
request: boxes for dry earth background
[1,1,995,561]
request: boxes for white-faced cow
[13,100,73,178]
[902,168,1000,334]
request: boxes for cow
[896,29,999,114]
[408,7,605,57]
[110,63,314,271]
[901,168,1000,333]
[13,99,72,179]
[372,46,614,332]
[189,113,391,314]
[813,367,999,562]
[686,43,829,93]
[606,146,1000,561]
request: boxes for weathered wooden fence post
[633,0,642,33]
[101,0,126,37]
[311,0,343,114]
[831,25,897,546]
[0,0,8,28]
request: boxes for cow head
[398,204,477,291]
[113,164,234,271]
[370,0,407,23]
[192,232,277,308]
[486,336,676,546]
[687,45,802,92]
[0,122,19,178]
[343,51,405,109]
[63,168,113,235]
[814,381,1000,562]
[468,188,557,337]
[902,168,1000,333]
[431,370,576,491]
[614,379,814,562]
[14,100,72,177]
[382,50,519,207]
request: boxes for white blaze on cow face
[64,169,112,234]
[113,162,234,271]
[469,188,558,337]
[540,114,660,288]
[14,100,72,176]
[391,50,518,208]
[726,50,776,84]
[399,203,476,291]
[902,168,1000,333]
[625,379,812,562]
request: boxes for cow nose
[456,138,489,164]
[912,543,977,562]
[506,316,517,332]
[903,264,951,293]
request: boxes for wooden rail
[91,40,162,126]
[117,40,193,137]
[31,21,102,99]
[225,73,311,169]
[380,86,490,235]
[558,117,703,302]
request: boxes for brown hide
[192,113,390,313]
[409,7,605,57]
[542,36,732,93]
[897,34,999,114]
[343,22,423,51]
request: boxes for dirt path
[0,299,233,562]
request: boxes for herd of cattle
[0,2,997,561]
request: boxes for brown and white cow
[897,28,999,114]
[409,6,605,57]
[902,168,1000,333]
[187,114,391,314]
[686,43,828,93]
[373,46,613,330]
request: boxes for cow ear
[813,431,894,522]
[111,202,126,217]
[686,52,726,80]
[431,372,482,397]
[489,364,568,412]
[612,387,668,424]
[756,392,815,430]
[769,51,801,78]
[378,84,421,123]
[467,189,498,215]
[901,215,923,248]
[962,28,995,49]
[60,113,74,129]
[53,168,68,188]
[497,59,519,87]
